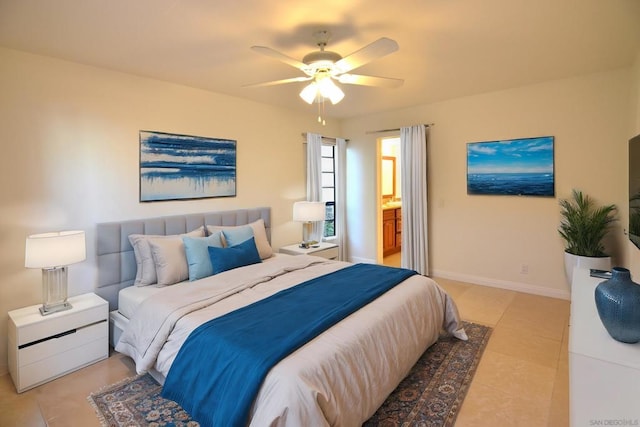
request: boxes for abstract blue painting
[140,131,236,202]
[467,136,554,197]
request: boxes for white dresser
[569,268,640,426]
[8,292,109,392]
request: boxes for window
[321,144,336,238]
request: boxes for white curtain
[306,132,324,241]
[400,125,429,275]
[335,138,347,260]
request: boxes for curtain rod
[301,133,349,143]
[365,123,434,135]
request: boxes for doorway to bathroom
[379,136,402,267]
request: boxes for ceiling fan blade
[243,76,312,88]
[337,74,404,88]
[250,46,308,70]
[334,37,399,74]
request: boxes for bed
[97,207,466,427]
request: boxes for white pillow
[129,226,205,286]
[148,237,189,286]
[206,219,273,259]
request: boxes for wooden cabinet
[8,293,109,392]
[383,215,396,254]
[383,207,402,256]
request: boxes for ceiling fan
[246,30,403,107]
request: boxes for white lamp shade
[317,77,344,104]
[299,82,318,104]
[299,78,345,105]
[293,201,326,222]
[25,230,86,268]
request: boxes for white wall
[0,47,339,376]
[342,68,633,299]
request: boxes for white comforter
[116,255,466,426]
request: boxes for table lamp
[25,230,86,315]
[293,201,326,248]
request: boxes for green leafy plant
[558,189,617,257]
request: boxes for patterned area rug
[88,321,490,427]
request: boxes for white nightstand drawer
[8,293,109,393]
[17,336,108,392]
[12,298,107,346]
[316,246,339,260]
[19,320,107,366]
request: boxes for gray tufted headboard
[95,207,271,310]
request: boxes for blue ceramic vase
[594,267,640,343]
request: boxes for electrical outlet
[520,264,529,274]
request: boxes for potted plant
[558,189,617,284]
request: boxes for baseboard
[431,269,571,300]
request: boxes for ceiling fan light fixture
[299,82,318,104]
[300,78,344,105]
[317,77,344,104]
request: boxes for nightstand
[279,241,339,260]
[8,292,109,393]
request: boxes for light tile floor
[0,277,570,426]
[436,277,570,427]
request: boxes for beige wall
[1,45,637,378]
[633,52,640,133]
[0,47,339,376]
[342,68,633,299]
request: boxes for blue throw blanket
[162,263,417,427]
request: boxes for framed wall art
[467,136,554,197]
[139,130,236,202]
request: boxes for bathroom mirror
[382,156,396,198]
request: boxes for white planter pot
[564,251,611,285]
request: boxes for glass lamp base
[39,301,73,316]
[302,222,314,244]
[40,266,71,316]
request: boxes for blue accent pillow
[208,237,262,274]
[222,226,254,247]
[183,232,224,281]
